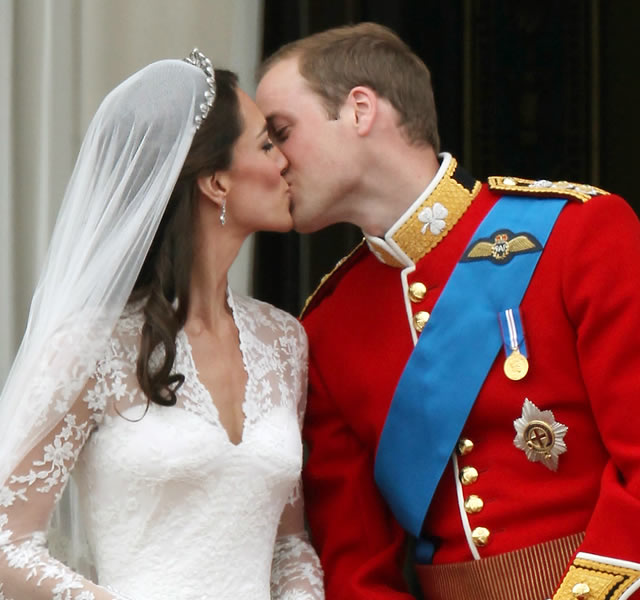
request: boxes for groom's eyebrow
[265,113,285,126]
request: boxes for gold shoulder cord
[488,176,609,204]
[299,240,365,319]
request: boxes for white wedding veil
[0,51,216,495]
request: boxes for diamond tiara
[184,48,217,129]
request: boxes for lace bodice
[0,291,323,600]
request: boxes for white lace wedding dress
[0,291,324,600]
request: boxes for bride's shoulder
[233,293,305,338]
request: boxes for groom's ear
[197,172,231,208]
[345,86,377,137]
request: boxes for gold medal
[504,349,529,381]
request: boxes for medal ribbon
[374,195,567,562]
[499,308,528,357]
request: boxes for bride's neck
[187,211,246,330]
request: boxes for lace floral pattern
[0,291,323,600]
[11,414,96,499]
[271,534,324,600]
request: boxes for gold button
[408,282,427,303]
[413,311,430,332]
[471,526,490,547]
[459,466,478,485]
[457,438,474,456]
[464,495,484,514]
[572,583,591,598]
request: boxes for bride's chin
[278,208,295,232]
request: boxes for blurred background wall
[0,0,263,380]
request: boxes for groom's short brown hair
[258,22,440,152]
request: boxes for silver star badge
[513,398,568,471]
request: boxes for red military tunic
[301,154,640,600]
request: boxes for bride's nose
[273,145,289,173]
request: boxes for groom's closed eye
[273,127,289,143]
[267,121,290,144]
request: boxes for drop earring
[219,198,226,226]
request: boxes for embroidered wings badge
[460,229,542,265]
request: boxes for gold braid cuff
[553,556,640,600]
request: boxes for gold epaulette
[553,556,640,600]
[488,176,609,203]
[299,240,365,320]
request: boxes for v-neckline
[181,289,250,447]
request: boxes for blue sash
[374,195,566,558]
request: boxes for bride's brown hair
[129,69,242,407]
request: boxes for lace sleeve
[271,482,324,600]
[271,529,324,600]
[270,324,324,600]
[0,367,131,600]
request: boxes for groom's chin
[291,215,322,234]
[292,223,318,234]
[289,204,331,234]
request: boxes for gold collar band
[366,155,481,267]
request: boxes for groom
[257,22,640,600]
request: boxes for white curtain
[0,0,264,382]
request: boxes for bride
[0,50,323,600]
